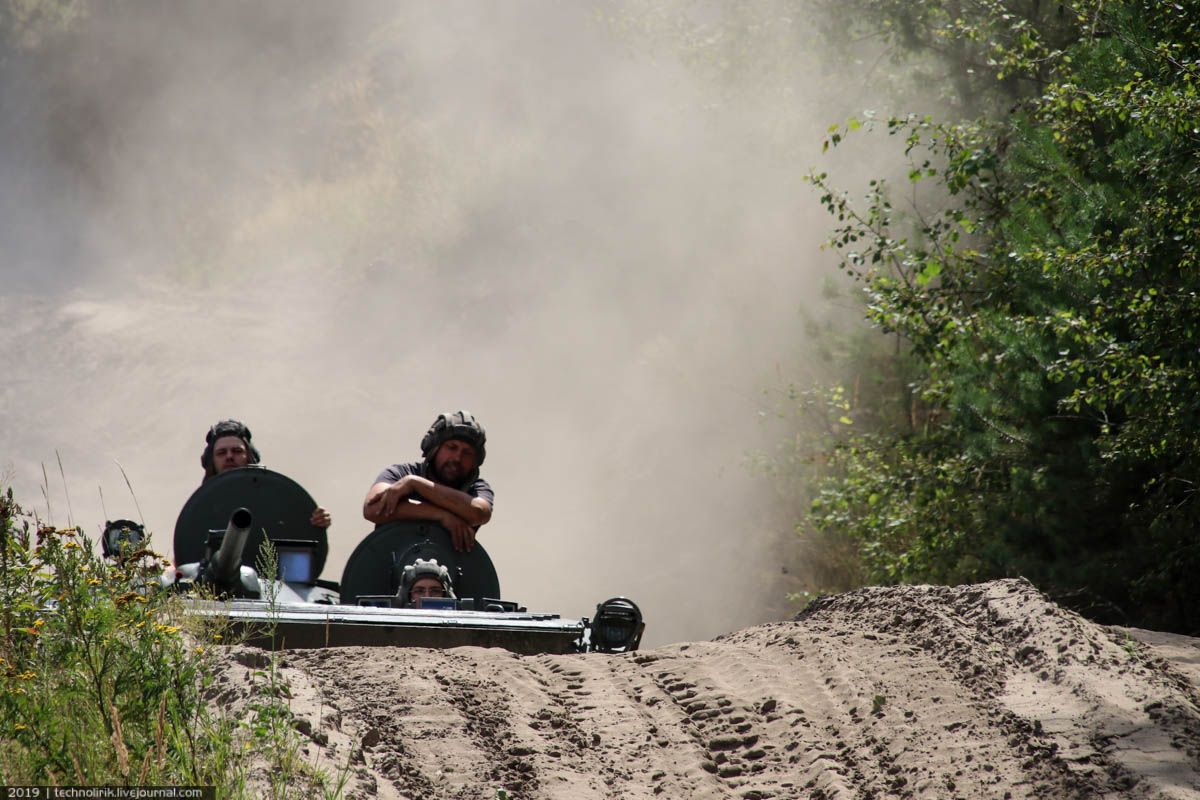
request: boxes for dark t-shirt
[374,461,495,510]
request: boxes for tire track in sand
[256,580,1200,799]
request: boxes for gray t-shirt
[374,461,495,510]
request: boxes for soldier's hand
[310,507,332,528]
[374,481,412,517]
[439,511,476,552]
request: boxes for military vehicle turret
[164,466,644,655]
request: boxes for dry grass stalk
[156,694,168,766]
[55,450,73,530]
[109,702,130,778]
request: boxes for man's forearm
[406,477,492,526]
[366,499,448,526]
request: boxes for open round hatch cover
[173,466,329,578]
[340,520,500,605]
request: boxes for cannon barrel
[209,507,253,585]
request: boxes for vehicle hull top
[190,598,584,654]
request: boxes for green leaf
[915,259,943,286]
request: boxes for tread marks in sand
[246,579,1200,800]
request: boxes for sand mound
[210,579,1200,799]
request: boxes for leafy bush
[0,487,238,784]
[805,0,1200,633]
[0,487,347,797]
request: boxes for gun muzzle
[209,507,253,585]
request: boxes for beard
[433,460,464,484]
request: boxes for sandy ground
[208,579,1200,799]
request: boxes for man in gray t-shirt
[362,411,493,552]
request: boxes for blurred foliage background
[798,0,1200,634]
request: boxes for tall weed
[0,487,237,785]
[0,486,348,797]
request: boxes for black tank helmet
[101,519,145,561]
[397,558,456,608]
[201,418,262,480]
[420,411,487,466]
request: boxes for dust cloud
[0,1,886,645]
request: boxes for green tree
[807,0,1200,632]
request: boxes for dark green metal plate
[340,520,501,604]
[173,466,329,577]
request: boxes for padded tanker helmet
[201,418,262,478]
[397,558,456,606]
[101,519,145,561]
[420,410,487,466]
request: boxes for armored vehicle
[165,466,644,655]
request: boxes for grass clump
[0,486,235,785]
[0,486,348,798]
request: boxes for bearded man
[362,411,493,552]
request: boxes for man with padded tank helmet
[202,419,332,529]
[362,410,493,552]
[397,558,456,608]
[201,419,262,480]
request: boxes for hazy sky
[0,0,895,645]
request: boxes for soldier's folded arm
[362,478,490,527]
[406,478,491,526]
[362,479,411,523]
